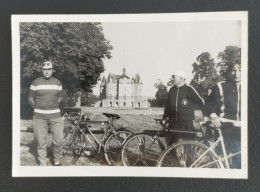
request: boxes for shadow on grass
[21,139,55,166]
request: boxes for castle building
[99,68,149,108]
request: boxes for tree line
[150,45,241,107]
[19,22,241,112]
[20,22,113,114]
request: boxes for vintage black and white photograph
[12,12,248,178]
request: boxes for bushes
[60,90,99,108]
[81,92,99,107]
[59,90,77,108]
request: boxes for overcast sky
[92,21,241,97]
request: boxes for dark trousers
[215,124,241,169]
[165,120,195,146]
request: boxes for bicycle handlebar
[201,118,241,130]
[154,119,169,126]
[219,118,241,127]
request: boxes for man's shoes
[83,150,94,157]
[39,158,48,166]
[40,162,48,166]
[54,162,62,166]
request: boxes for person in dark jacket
[205,60,241,168]
[163,71,205,145]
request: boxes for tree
[81,92,99,107]
[190,52,222,99]
[167,77,174,87]
[20,22,113,94]
[217,45,241,79]
[150,80,168,107]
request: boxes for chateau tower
[99,68,149,108]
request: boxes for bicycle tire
[62,127,84,165]
[156,141,223,168]
[121,133,165,166]
[104,130,133,166]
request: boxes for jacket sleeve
[188,86,205,106]
[163,88,171,119]
[205,85,221,116]
[188,86,206,115]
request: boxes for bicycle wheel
[104,130,133,166]
[62,128,84,165]
[157,141,223,168]
[122,133,165,166]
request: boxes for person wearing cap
[205,59,241,168]
[163,70,205,145]
[28,61,64,166]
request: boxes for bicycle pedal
[228,153,233,166]
[83,150,94,156]
[179,160,186,167]
[208,140,214,147]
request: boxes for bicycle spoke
[104,130,133,166]
[175,145,187,167]
[124,147,141,166]
[62,128,85,165]
[122,134,164,166]
[157,141,222,168]
[136,137,145,155]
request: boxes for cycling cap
[172,70,187,79]
[42,61,53,69]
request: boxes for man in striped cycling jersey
[205,59,241,168]
[28,61,64,166]
[163,70,205,146]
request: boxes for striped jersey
[29,77,62,119]
[206,81,241,121]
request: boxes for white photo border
[12,12,248,178]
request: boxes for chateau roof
[105,68,141,83]
[100,76,106,86]
[107,73,123,83]
[119,74,130,79]
[114,75,121,79]
[134,73,141,83]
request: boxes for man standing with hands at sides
[163,70,205,146]
[28,61,64,166]
[205,59,241,168]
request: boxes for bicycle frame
[78,116,122,155]
[189,127,241,169]
[62,107,82,120]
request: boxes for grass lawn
[20,107,203,166]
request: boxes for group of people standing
[162,60,241,168]
[28,60,241,168]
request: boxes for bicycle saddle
[102,113,120,119]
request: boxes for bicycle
[62,112,134,166]
[121,119,198,166]
[156,118,241,169]
[62,107,81,120]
